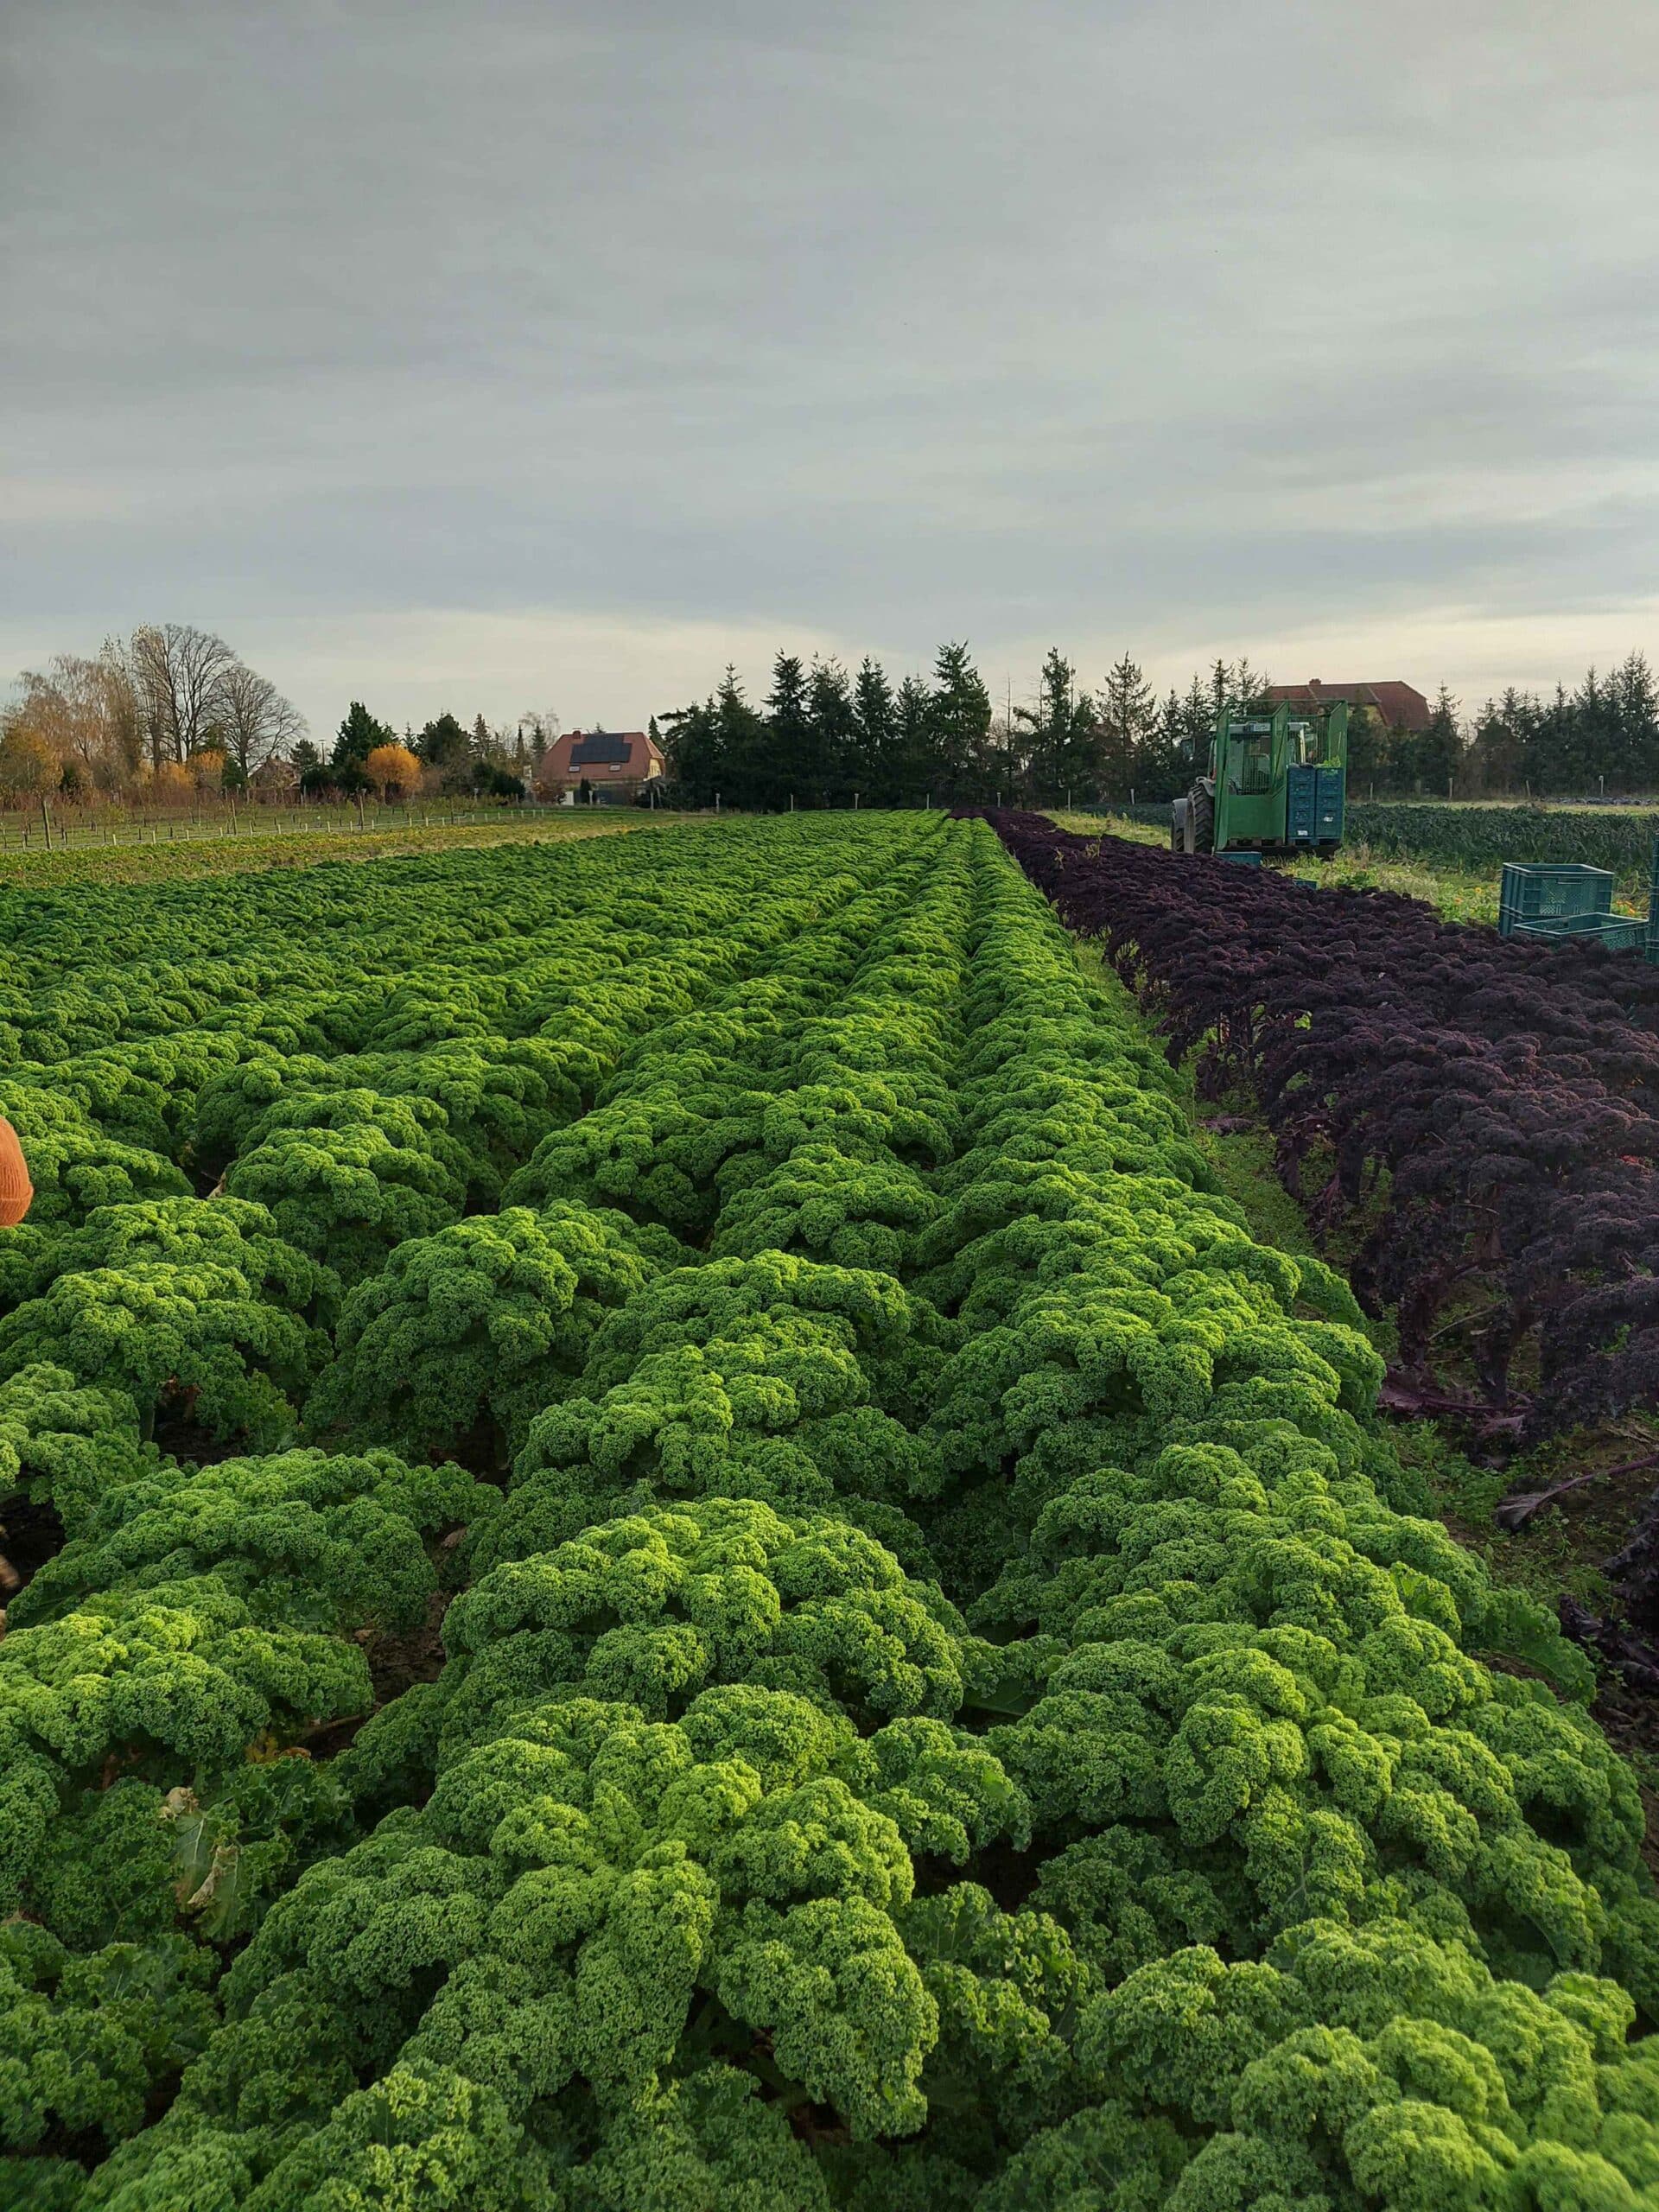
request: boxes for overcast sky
[5,0,1657,740]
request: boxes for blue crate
[1512,911,1646,953]
[1498,862,1613,938]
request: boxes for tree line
[0,626,562,807]
[1458,655,1659,798]
[659,644,1659,809]
[7,626,1656,810]
[0,626,305,800]
[662,645,1306,810]
[296,703,552,802]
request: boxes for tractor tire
[1170,800,1187,853]
[1188,785,1215,855]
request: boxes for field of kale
[7,812,1659,2209]
[1342,801,1659,880]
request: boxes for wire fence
[0,799,601,855]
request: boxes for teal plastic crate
[1512,911,1646,952]
[1217,850,1263,867]
[1498,862,1614,938]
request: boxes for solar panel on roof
[570,733,632,766]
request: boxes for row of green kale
[7,817,1658,2208]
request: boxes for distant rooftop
[1263,680,1431,733]
[542,728,664,782]
[569,731,635,767]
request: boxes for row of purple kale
[984,809,1659,1459]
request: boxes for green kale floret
[213,1686,1028,2143]
[342,1497,995,1818]
[306,1203,689,1465]
[0,1923,216,2157]
[0,1260,326,1451]
[13,1446,491,1637]
[0,1363,154,1536]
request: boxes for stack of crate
[1497,862,1646,951]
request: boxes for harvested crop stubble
[3,814,1659,2210]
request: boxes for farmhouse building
[1264,680,1431,732]
[537,727,665,800]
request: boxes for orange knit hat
[0,1118,33,1227]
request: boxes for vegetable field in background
[1343,801,1659,880]
[0,804,652,891]
[9,815,1659,2209]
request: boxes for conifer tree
[764,653,810,810]
[1098,653,1155,800]
[805,658,856,806]
[893,673,934,806]
[1134,688,1189,804]
[330,701,396,791]
[1017,649,1099,804]
[852,657,895,804]
[927,641,991,801]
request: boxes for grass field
[0,805,664,888]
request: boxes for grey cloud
[4,0,1658,730]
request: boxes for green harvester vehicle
[1172,701,1348,858]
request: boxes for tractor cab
[1172,700,1348,858]
[1222,718,1279,796]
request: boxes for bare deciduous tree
[216,662,306,781]
[3,626,306,802]
[129,623,238,766]
[4,645,144,795]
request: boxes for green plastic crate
[1498,862,1614,938]
[1512,911,1646,953]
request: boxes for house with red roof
[1263,680,1431,733]
[535,728,664,801]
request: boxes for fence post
[39,797,51,850]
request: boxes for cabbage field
[5,812,1659,2209]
